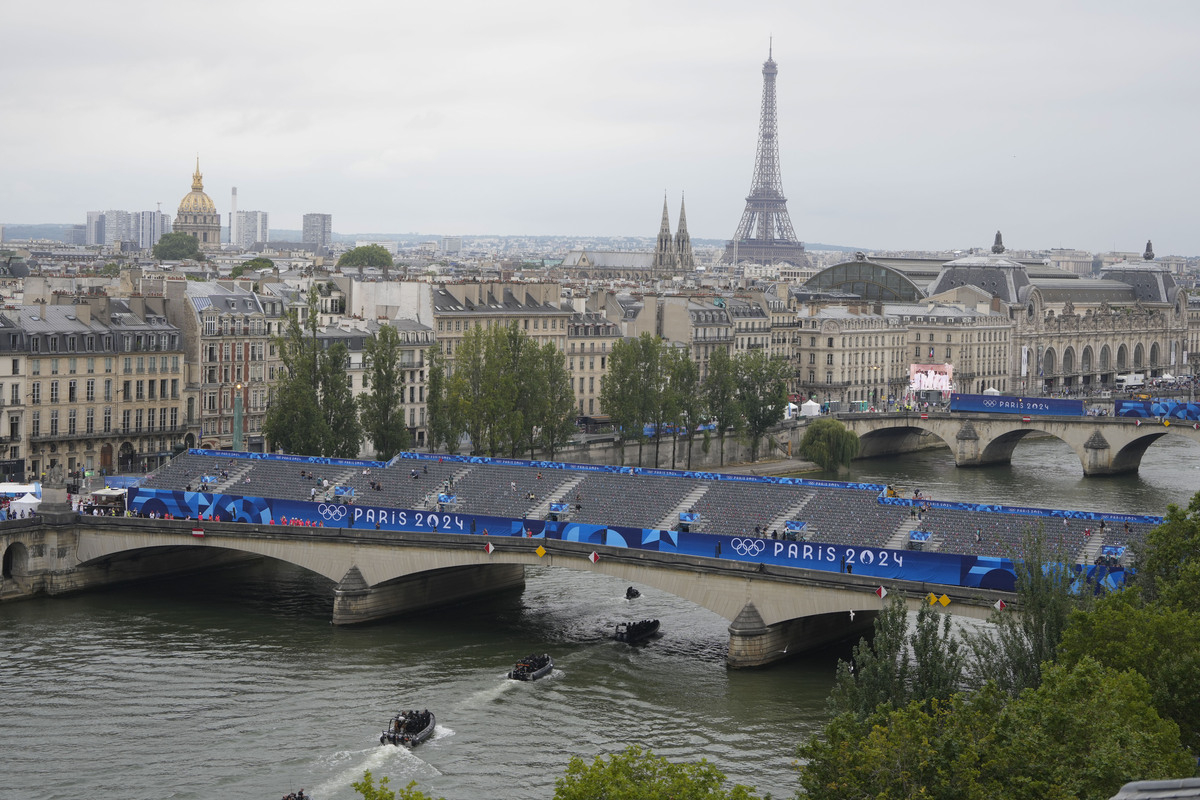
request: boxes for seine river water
[3,436,1197,800]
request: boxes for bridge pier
[331,563,526,625]
[726,602,876,668]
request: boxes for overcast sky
[3,1,1199,254]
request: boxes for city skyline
[3,1,1200,255]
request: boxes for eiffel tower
[722,45,810,266]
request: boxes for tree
[1129,491,1200,613]
[703,346,740,466]
[318,340,364,457]
[536,341,578,459]
[262,290,326,454]
[734,351,791,461]
[799,660,1192,800]
[665,347,702,469]
[152,232,204,261]
[1058,592,1200,754]
[829,593,965,720]
[797,417,859,472]
[554,745,760,800]
[360,325,411,459]
[967,525,1086,696]
[232,256,274,279]
[600,337,642,466]
[425,348,458,453]
[352,771,442,800]
[338,244,393,269]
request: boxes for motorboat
[507,653,553,681]
[380,709,435,746]
[615,619,661,645]
[625,586,641,600]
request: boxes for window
[68,409,76,435]
[827,337,834,347]
[104,379,112,402]
[103,407,111,433]
[31,411,39,437]
[122,409,131,433]
[31,382,40,404]
[11,359,18,376]
[49,410,58,435]
[68,380,76,402]
[86,408,94,434]
[826,353,834,365]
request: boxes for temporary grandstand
[137,450,1159,563]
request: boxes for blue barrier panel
[1116,399,1200,420]
[549,502,569,513]
[784,520,807,532]
[950,393,1084,416]
[877,495,1161,526]
[679,512,699,523]
[909,530,932,542]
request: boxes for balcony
[30,424,193,443]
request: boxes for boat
[380,709,436,746]
[507,653,553,681]
[615,619,661,645]
[625,586,641,600]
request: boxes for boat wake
[309,745,433,799]
[462,677,520,707]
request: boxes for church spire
[675,193,695,271]
[653,192,678,274]
[192,156,204,191]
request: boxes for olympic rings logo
[318,504,348,521]
[730,538,766,557]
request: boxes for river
[2,435,1197,800]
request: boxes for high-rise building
[103,210,133,246]
[234,211,270,249]
[302,213,333,250]
[133,211,171,250]
[175,158,222,251]
[439,236,462,255]
[64,225,86,245]
[86,212,105,246]
[722,46,810,267]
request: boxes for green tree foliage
[702,346,740,467]
[439,323,577,458]
[152,232,204,261]
[797,417,859,471]
[1058,592,1200,754]
[263,287,362,456]
[338,244,393,269]
[665,346,703,469]
[829,593,965,720]
[733,350,791,461]
[536,341,578,459]
[1129,491,1200,613]
[554,745,760,800]
[799,659,1192,800]
[359,324,411,459]
[352,770,442,800]
[600,334,662,466]
[98,262,121,276]
[232,256,274,278]
[967,526,1086,696]
[424,348,459,453]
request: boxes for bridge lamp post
[233,382,244,452]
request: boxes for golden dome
[178,158,217,215]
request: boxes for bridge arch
[853,423,956,460]
[3,541,29,579]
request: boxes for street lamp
[233,382,244,452]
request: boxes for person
[510,481,517,492]
[422,465,428,475]
[715,540,721,558]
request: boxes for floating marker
[589,551,600,564]
[875,586,888,599]
[535,544,547,558]
[484,542,495,555]
[994,599,1008,611]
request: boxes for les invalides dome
[175,158,221,250]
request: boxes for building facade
[175,161,222,251]
[302,213,333,251]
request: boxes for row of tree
[598,334,794,468]
[796,505,1200,798]
[263,288,402,459]
[425,322,577,459]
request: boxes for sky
[3,0,1199,255]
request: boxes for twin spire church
[559,194,694,280]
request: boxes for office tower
[722,45,810,266]
[133,211,171,250]
[86,211,105,245]
[303,213,333,250]
[440,236,462,255]
[234,210,270,249]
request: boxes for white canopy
[982,387,1001,395]
[800,399,821,417]
[9,492,41,515]
[0,481,40,498]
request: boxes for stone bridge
[840,411,1200,476]
[0,516,1010,668]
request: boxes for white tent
[982,387,1001,396]
[800,399,821,417]
[785,402,798,420]
[9,492,41,517]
